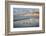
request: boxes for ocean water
[13,16,39,28]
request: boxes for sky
[13,8,39,14]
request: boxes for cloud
[13,8,39,14]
